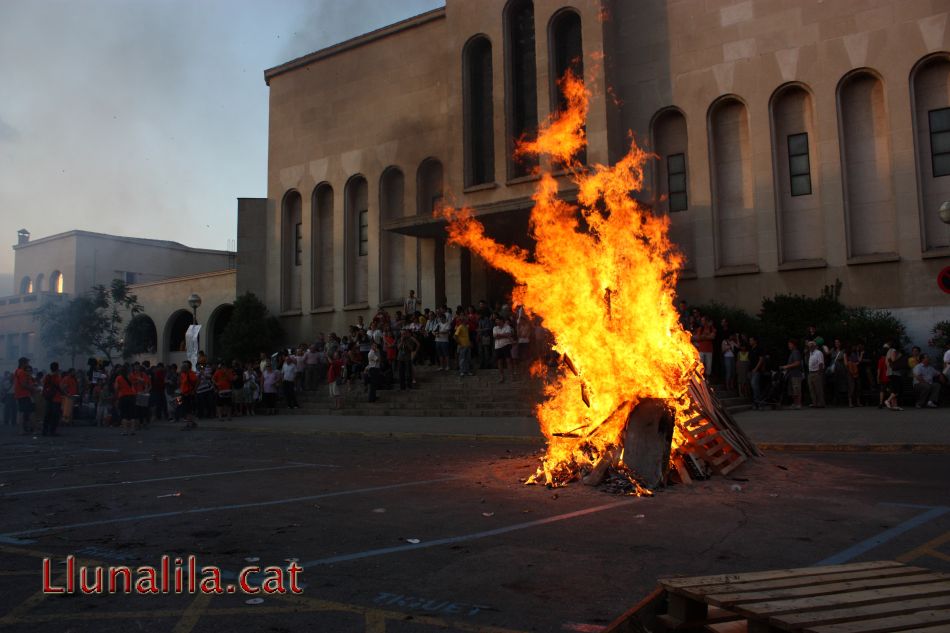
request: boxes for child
[327,352,346,410]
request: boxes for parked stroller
[757,370,788,409]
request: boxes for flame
[438,71,701,487]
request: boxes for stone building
[0,229,235,369]
[244,0,950,343]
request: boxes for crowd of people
[682,303,950,411]
[0,292,550,435]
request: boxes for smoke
[0,0,443,281]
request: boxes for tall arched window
[463,36,495,188]
[549,9,585,165]
[417,158,446,307]
[281,190,303,311]
[19,276,32,294]
[651,107,692,267]
[770,83,822,263]
[504,0,538,178]
[311,183,334,309]
[34,273,45,294]
[911,53,950,252]
[651,108,689,214]
[709,96,756,269]
[837,69,896,258]
[344,175,369,305]
[379,167,406,304]
[50,270,63,294]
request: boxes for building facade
[250,0,949,344]
[1,230,235,369]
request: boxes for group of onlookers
[0,292,550,428]
[682,305,950,411]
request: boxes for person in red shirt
[212,362,235,421]
[179,360,198,430]
[13,357,36,435]
[114,365,137,435]
[130,363,151,429]
[327,352,346,410]
[60,369,78,425]
[41,362,64,437]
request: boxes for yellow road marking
[171,592,213,633]
[897,530,950,564]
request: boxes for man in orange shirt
[212,362,235,421]
[179,360,198,430]
[60,368,78,425]
[130,363,151,428]
[41,362,64,437]
[114,365,138,435]
[13,357,35,435]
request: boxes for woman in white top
[492,316,515,383]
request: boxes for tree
[36,279,143,365]
[216,292,285,362]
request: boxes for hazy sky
[0,0,443,289]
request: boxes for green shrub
[929,320,950,350]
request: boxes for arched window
[311,183,334,308]
[50,270,63,294]
[19,276,32,294]
[770,83,822,263]
[837,70,896,258]
[281,190,303,311]
[165,310,193,353]
[379,167,406,304]
[125,314,158,355]
[708,96,756,269]
[651,108,688,213]
[651,107,692,268]
[344,175,369,305]
[911,53,950,252]
[417,158,446,307]
[504,0,538,178]
[549,9,585,165]
[34,273,45,294]
[463,36,495,187]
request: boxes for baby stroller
[758,370,788,409]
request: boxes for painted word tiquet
[42,556,304,595]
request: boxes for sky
[0,0,444,292]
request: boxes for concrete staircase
[288,365,542,417]
[283,366,752,418]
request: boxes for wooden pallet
[679,417,747,477]
[654,560,950,633]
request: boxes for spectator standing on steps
[396,329,419,390]
[493,316,515,383]
[780,340,803,409]
[455,318,473,377]
[912,354,942,408]
[884,342,904,411]
[14,357,35,435]
[281,355,299,410]
[404,290,419,318]
[806,340,826,408]
[693,316,716,380]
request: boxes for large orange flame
[438,72,700,487]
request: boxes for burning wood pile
[438,71,758,494]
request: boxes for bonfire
[438,71,756,492]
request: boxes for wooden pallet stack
[670,374,761,484]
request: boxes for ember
[438,71,757,492]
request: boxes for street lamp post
[188,293,202,325]
[187,293,202,358]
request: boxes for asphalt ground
[0,425,948,633]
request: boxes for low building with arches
[0,229,234,370]
[240,0,950,346]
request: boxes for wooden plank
[658,607,743,631]
[896,627,950,633]
[771,594,950,629]
[719,456,748,476]
[669,593,709,622]
[690,566,930,597]
[730,581,950,618]
[704,573,948,607]
[805,608,950,633]
[705,621,748,633]
[660,561,907,590]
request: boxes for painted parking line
[0,476,458,542]
[295,498,639,568]
[1,463,331,497]
[0,454,206,475]
[816,503,950,565]
[898,530,950,564]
